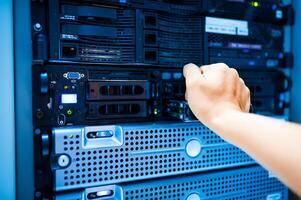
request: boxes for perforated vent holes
[123,167,287,200]
[53,122,254,191]
[55,166,288,200]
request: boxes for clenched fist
[183,63,251,128]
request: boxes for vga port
[63,72,84,80]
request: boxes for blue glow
[272,4,277,10]
[0,1,16,199]
[173,73,182,80]
[248,60,256,66]
[162,72,172,80]
[279,93,285,100]
[278,53,284,59]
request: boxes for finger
[183,63,203,80]
[242,87,251,112]
[239,78,251,112]
[239,78,245,85]
[244,93,251,112]
[199,64,211,74]
[200,63,230,74]
[229,68,239,78]
[236,77,246,111]
[210,63,230,71]
[238,78,245,96]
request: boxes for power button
[186,139,202,158]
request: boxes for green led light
[178,107,184,113]
[154,108,159,115]
[66,108,73,116]
[251,1,260,7]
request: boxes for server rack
[9,0,300,198]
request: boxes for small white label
[61,34,78,40]
[228,42,262,50]
[61,94,77,104]
[205,17,249,36]
[266,193,282,200]
[60,15,76,21]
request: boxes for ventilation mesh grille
[124,168,287,200]
[53,123,254,191]
[54,167,288,200]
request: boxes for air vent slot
[87,101,147,119]
[87,81,150,100]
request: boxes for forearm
[183,63,301,195]
[209,111,301,196]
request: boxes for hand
[183,63,251,128]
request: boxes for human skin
[183,63,301,196]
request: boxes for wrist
[205,104,243,134]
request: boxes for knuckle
[229,68,239,77]
[239,78,245,85]
[217,63,229,71]
[183,63,196,77]
[184,63,196,69]
[245,86,250,95]
[244,87,251,99]
[216,62,228,67]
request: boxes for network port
[163,82,185,99]
[165,100,196,121]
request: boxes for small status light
[251,1,260,7]
[64,85,69,90]
[272,4,277,10]
[154,108,159,115]
[278,53,284,59]
[178,108,184,113]
[66,108,73,116]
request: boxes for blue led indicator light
[248,60,255,66]
[272,4,277,10]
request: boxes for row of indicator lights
[250,1,280,11]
